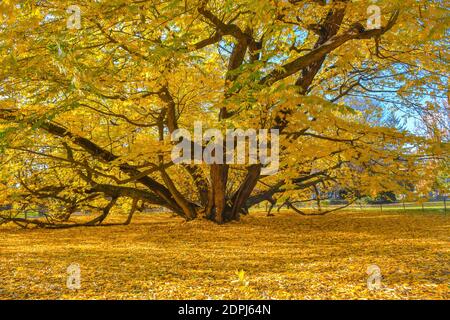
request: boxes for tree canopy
[0,0,448,226]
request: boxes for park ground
[0,210,448,299]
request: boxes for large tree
[0,0,448,226]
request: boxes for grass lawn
[0,210,448,299]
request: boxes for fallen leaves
[0,210,448,299]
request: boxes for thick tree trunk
[205,164,261,223]
[206,163,229,223]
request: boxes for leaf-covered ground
[0,211,448,299]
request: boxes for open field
[0,210,449,300]
[262,201,449,213]
[10,201,448,219]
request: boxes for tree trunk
[206,163,229,223]
[205,164,261,223]
[230,164,261,220]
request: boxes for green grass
[251,201,448,215]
